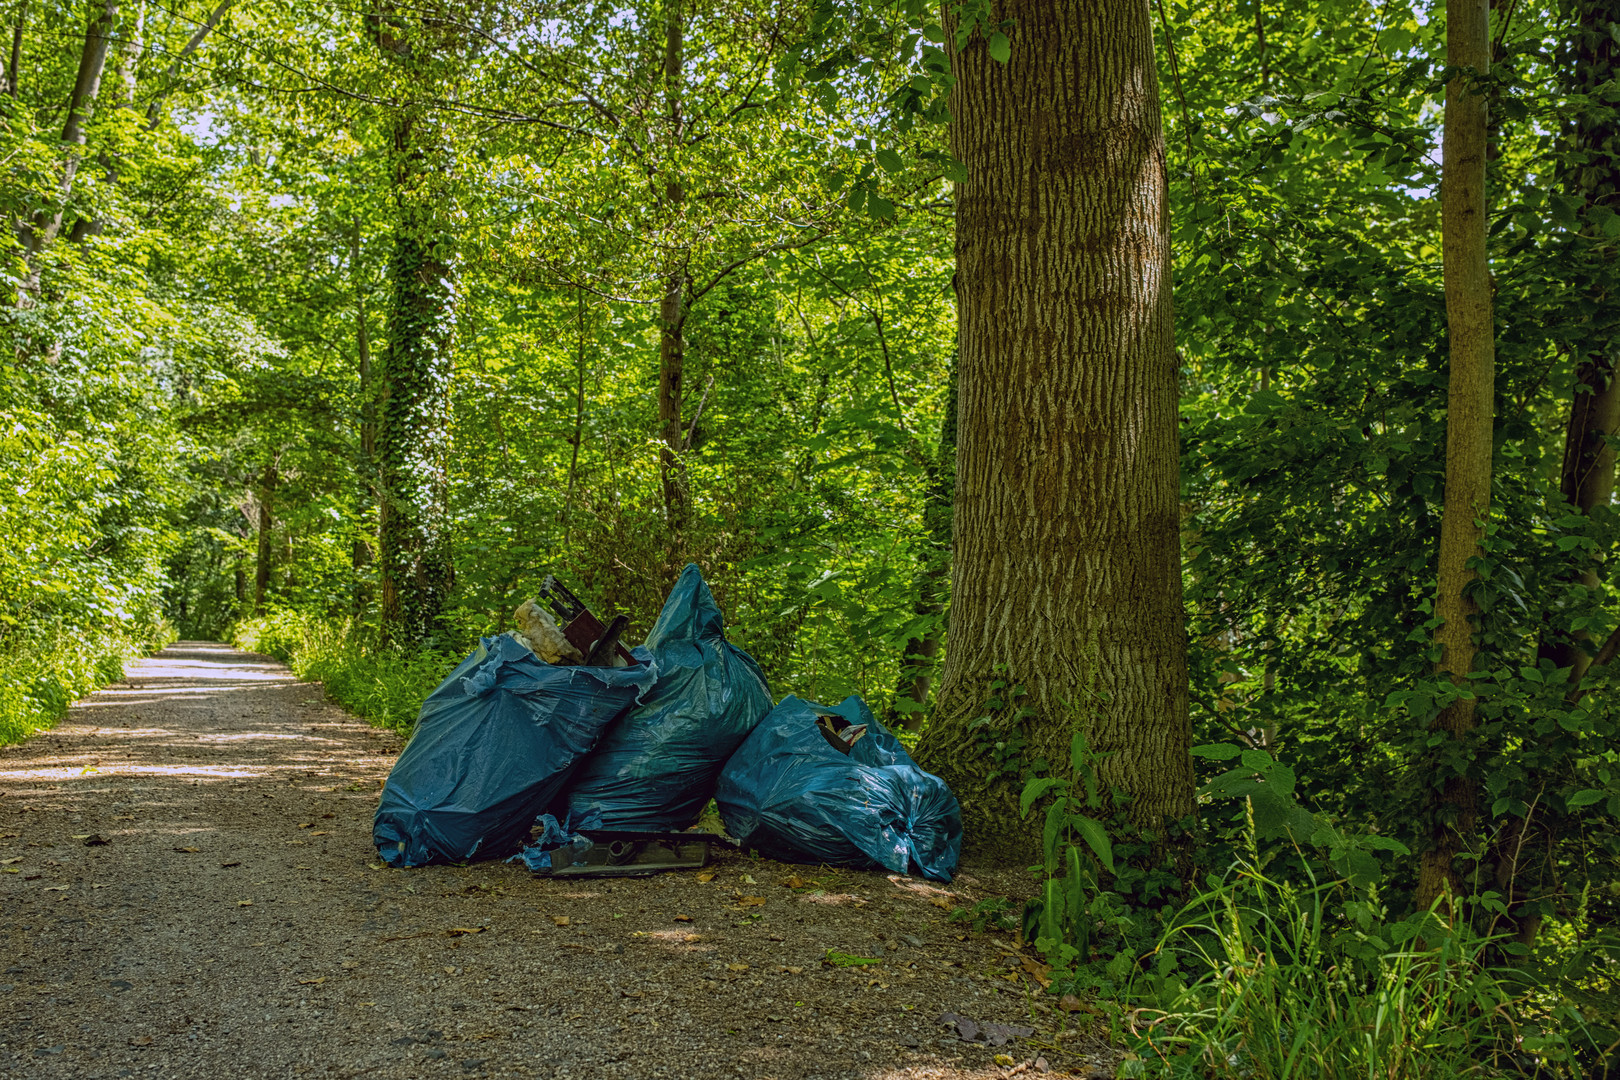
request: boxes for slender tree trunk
[1497,0,1620,947]
[351,223,377,617]
[562,288,589,540]
[14,0,116,305]
[1417,0,1495,914]
[142,0,232,129]
[915,0,1193,857]
[253,461,277,615]
[657,3,689,554]
[891,348,957,730]
[376,110,457,646]
[4,0,26,98]
[68,0,143,245]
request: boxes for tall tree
[369,11,461,645]
[1417,0,1495,912]
[916,0,1193,849]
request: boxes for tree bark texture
[1418,0,1495,913]
[892,348,957,731]
[915,0,1193,855]
[377,111,457,646]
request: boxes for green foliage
[0,620,172,748]
[233,611,452,733]
[949,896,1019,934]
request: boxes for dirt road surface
[0,643,1117,1079]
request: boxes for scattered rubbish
[939,1011,1034,1047]
[535,576,637,666]
[511,816,717,878]
[715,694,962,882]
[561,564,772,832]
[511,598,583,665]
[372,633,655,867]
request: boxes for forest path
[0,643,1114,1080]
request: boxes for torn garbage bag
[373,633,655,867]
[714,694,962,882]
[561,563,773,831]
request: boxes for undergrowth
[233,610,455,734]
[0,619,173,747]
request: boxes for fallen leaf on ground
[443,966,459,975]
[740,873,757,884]
[727,962,749,972]
[2,868,17,874]
[446,927,485,936]
[237,900,253,907]
[0,857,20,864]
[129,1036,153,1046]
[71,834,92,839]
[737,895,766,907]
[173,846,200,853]
[367,863,388,870]
[1020,955,1052,987]
[298,977,325,985]
[310,831,329,836]
[673,914,693,922]
[43,885,67,891]
[550,916,569,927]
[298,823,313,829]
[931,897,954,910]
[681,933,702,943]
[782,875,816,889]
[695,871,715,882]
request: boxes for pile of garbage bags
[372,564,961,881]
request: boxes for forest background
[3,0,1618,1074]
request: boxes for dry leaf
[930,896,953,910]
[310,831,329,837]
[0,857,20,864]
[70,833,92,839]
[2,868,17,874]
[443,966,459,975]
[298,823,313,829]
[727,962,749,972]
[551,916,570,927]
[173,846,200,854]
[782,875,815,889]
[681,933,702,943]
[695,870,715,883]
[446,927,485,937]
[673,914,693,922]
[738,895,766,907]
[129,1036,154,1047]
[1021,955,1052,987]
[43,885,67,891]
[740,873,758,884]
[298,977,325,986]
[237,900,253,907]
[367,862,388,870]
[782,966,804,975]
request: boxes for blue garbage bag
[561,564,773,831]
[714,694,962,882]
[374,633,656,867]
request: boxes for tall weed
[234,610,453,734]
[0,620,173,746]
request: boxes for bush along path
[0,643,1120,1080]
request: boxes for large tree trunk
[891,348,957,731]
[915,0,1193,858]
[376,111,456,646]
[1417,0,1495,914]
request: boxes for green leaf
[1190,742,1244,760]
[1020,776,1067,817]
[988,31,1011,64]
[1567,789,1605,809]
[874,148,905,175]
[1070,814,1115,875]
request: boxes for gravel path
[0,643,1118,1080]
